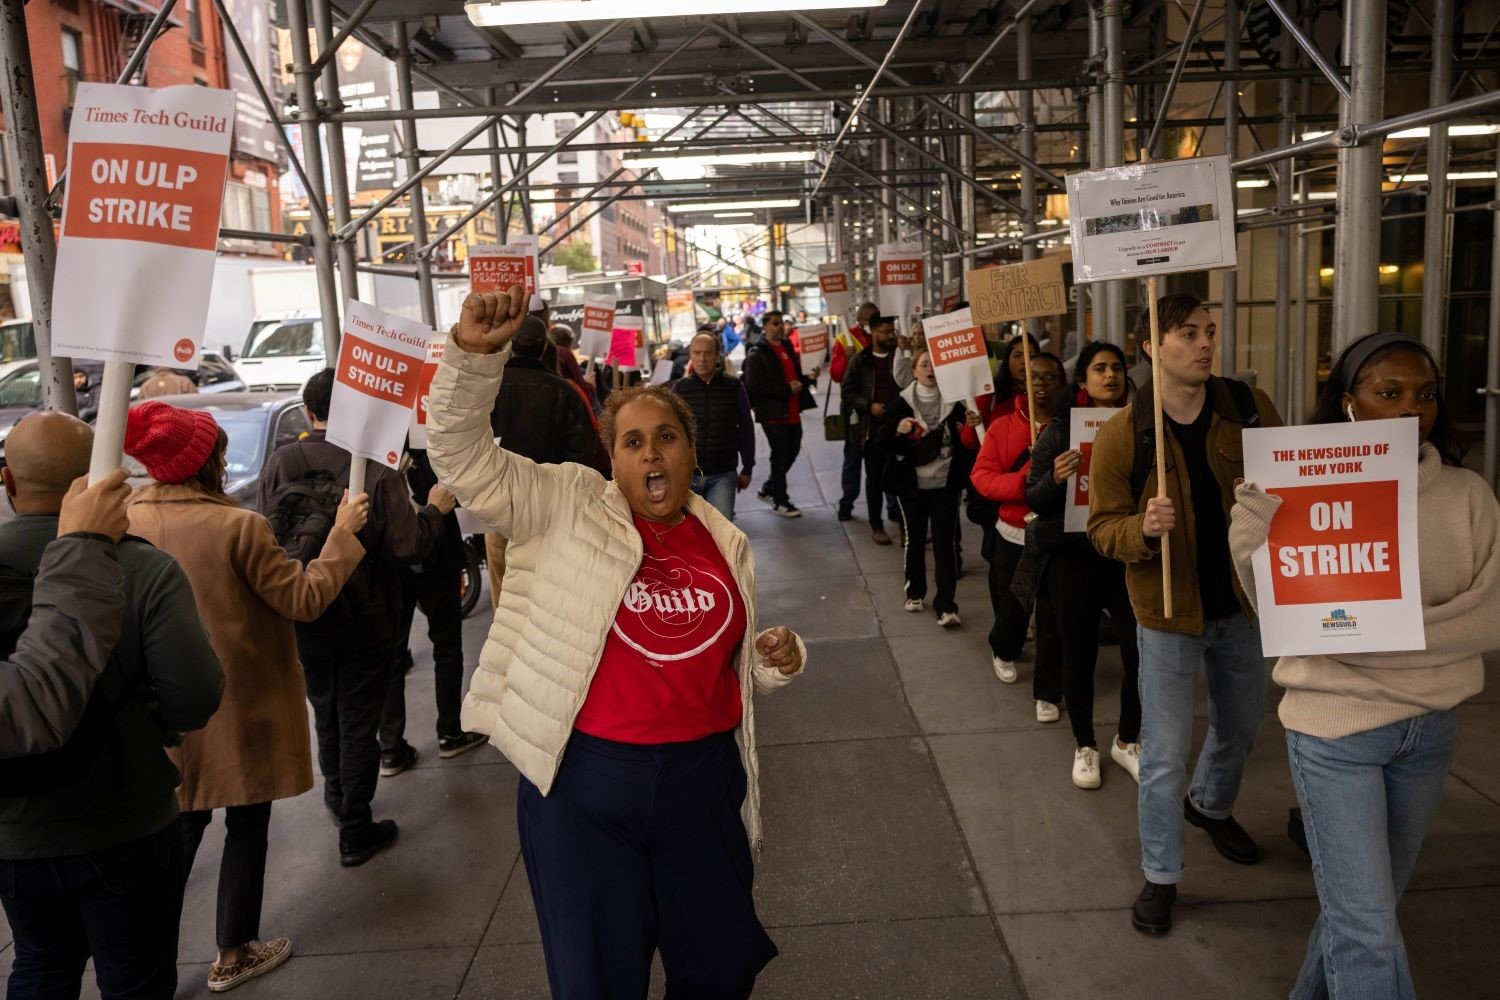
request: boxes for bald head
[4,412,93,509]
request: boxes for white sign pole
[966,395,987,444]
[348,455,367,498]
[87,361,137,484]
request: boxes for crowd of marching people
[0,277,1493,1000]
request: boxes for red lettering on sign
[819,273,848,293]
[1072,442,1094,506]
[929,326,985,366]
[471,253,536,295]
[583,306,614,331]
[336,332,421,406]
[1267,480,1402,605]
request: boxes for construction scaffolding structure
[2,0,1498,486]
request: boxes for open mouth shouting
[645,471,670,504]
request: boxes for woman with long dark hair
[1024,342,1141,788]
[1230,333,1498,999]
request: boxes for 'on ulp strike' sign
[328,300,430,470]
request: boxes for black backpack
[264,444,346,566]
[1128,377,1260,502]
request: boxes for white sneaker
[1072,746,1102,789]
[904,597,925,613]
[992,656,1018,684]
[937,611,961,628]
[1110,736,1141,783]
[1035,700,1061,723]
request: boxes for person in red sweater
[833,302,879,520]
[970,352,1065,723]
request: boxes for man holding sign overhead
[1086,293,1281,936]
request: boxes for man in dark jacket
[0,412,223,1000]
[840,315,905,544]
[743,310,818,517]
[672,331,754,519]
[258,369,451,867]
[485,315,603,604]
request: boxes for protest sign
[578,292,616,360]
[876,241,924,331]
[649,359,675,385]
[328,300,428,471]
[407,332,445,450]
[797,323,829,359]
[1064,408,1114,532]
[469,235,539,296]
[54,83,235,368]
[921,308,994,402]
[1242,418,1424,656]
[667,289,696,340]
[968,257,1068,325]
[609,314,646,369]
[817,263,852,320]
[1066,155,1236,283]
[940,278,962,314]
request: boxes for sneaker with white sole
[756,490,773,504]
[1036,700,1061,723]
[1072,746,1102,789]
[992,656,1018,683]
[207,937,292,993]
[936,611,961,628]
[773,503,803,518]
[903,597,925,613]
[1111,737,1141,783]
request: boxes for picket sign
[610,314,646,369]
[327,300,431,494]
[921,307,992,443]
[578,292,617,361]
[408,332,446,450]
[470,235,539,296]
[817,263,853,323]
[797,324,830,359]
[1064,408,1113,532]
[876,241,924,334]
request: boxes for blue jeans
[693,470,738,520]
[1136,612,1267,884]
[1286,710,1457,1000]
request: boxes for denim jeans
[693,469,738,520]
[1136,612,1267,884]
[1286,710,1457,1000]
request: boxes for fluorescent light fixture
[712,211,755,219]
[467,0,887,27]
[1308,191,1338,200]
[1039,218,1063,226]
[1389,170,1499,182]
[1306,125,1499,142]
[623,151,816,169]
[1235,178,1271,188]
[1300,130,1333,142]
[1379,264,1400,275]
[667,199,799,212]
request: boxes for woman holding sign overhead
[427,285,805,1000]
[1229,333,1500,1000]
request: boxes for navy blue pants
[517,730,778,1000]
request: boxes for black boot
[1131,881,1177,935]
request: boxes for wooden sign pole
[1146,275,1173,619]
[1020,329,1037,445]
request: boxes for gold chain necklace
[641,514,686,543]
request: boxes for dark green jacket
[0,514,223,859]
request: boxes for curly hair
[598,385,698,455]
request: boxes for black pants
[180,802,273,950]
[381,568,466,753]
[0,819,183,1000]
[985,535,1064,703]
[897,488,959,615]
[518,731,777,1000]
[863,439,899,529]
[760,423,802,506]
[837,427,862,514]
[1044,552,1143,748]
[298,627,395,837]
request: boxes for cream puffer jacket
[426,337,804,847]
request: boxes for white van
[234,315,327,391]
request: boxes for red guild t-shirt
[574,514,748,744]
[764,340,802,426]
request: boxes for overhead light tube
[467,0,887,28]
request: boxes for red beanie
[124,401,221,484]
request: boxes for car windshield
[244,321,322,359]
[123,409,270,480]
[0,369,41,406]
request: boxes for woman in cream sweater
[1229,332,1499,1000]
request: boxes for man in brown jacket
[1087,293,1282,937]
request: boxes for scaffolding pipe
[1102,0,1126,347]
[1421,0,1454,357]
[539,170,658,254]
[308,0,380,74]
[1331,0,1386,352]
[1293,157,1310,422]
[313,0,361,305]
[1144,0,1207,159]
[1019,14,1040,342]
[485,91,506,238]
[1273,11,1291,411]
[1223,0,1241,379]
[395,23,436,328]
[1487,144,1500,490]
[1260,0,1352,104]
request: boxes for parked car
[234,315,327,391]
[0,319,37,381]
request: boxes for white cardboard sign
[940,278,962,313]
[578,291,616,360]
[649,359,675,385]
[921,308,994,402]
[470,235,539,296]
[1066,155,1237,283]
[876,241,924,333]
[817,262,853,320]
[407,332,445,450]
[797,323,829,359]
[1242,418,1424,656]
[1065,408,1114,532]
[328,300,429,470]
[53,83,235,368]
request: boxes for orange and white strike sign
[797,324,829,359]
[876,241,924,333]
[328,300,430,470]
[1065,409,1113,532]
[408,332,446,450]
[921,307,993,402]
[53,83,234,368]
[578,291,616,361]
[470,236,539,296]
[817,262,852,320]
[1243,418,1424,656]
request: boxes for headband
[1334,332,1424,393]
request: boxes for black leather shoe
[340,819,398,868]
[1184,797,1260,865]
[1132,881,1176,935]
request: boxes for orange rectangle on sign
[819,272,848,293]
[471,254,534,294]
[336,332,421,407]
[928,326,985,366]
[1072,442,1094,506]
[62,142,227,251]
[415,359,440,426]
[583,306,614,330]
[1266,480,1402,605]
[880,259,924,285]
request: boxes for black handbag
[822,379,846,442]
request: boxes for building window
[187,0,204,44]
[558,151,578,164]
[559,171,578,185]
[554,118,577,139]
[220,181,272,246]
[60,29,83,102]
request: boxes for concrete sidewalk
[7,405,1497,999]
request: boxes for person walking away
[258,369,450,867]
[971,352,1066,711]
[122,401,371,992]
[427,286,806,1000]
[547,324,600,414]
[1023,343,1141,790]
[1086,293,1282,936]
[673,331,755,520]
[879,347,980,627]
[383,448,488,765]
[485,316,604,606]
[138,366,197,398]
[832,301,878,522]
[1229,333,1498,999]
[0,411,223,1000]
[841,316,906,543]
[744,310,818,518]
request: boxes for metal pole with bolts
[395,23,436,329]
[1222,0,1241,380]
[312,0,359,305]
[1102,0,1126,347]
[1486,144,1500,491]
[1019,14,1041,344]
[1331,0,1386,352]
[1421,0,1454,358]
[1273,14,1293,412]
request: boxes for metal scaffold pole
[1331,0,1386,351]
[1101,0,1126,347]
[396,23,436,328]
[1019,13,1040,344]
[1273,9,1292,411]
[1222,0,1241,378]
[1486,144,1500,491]
[312,0,360,305]
[1421,0,1454,359]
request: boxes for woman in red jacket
[970,352,1066,723]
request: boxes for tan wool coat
[127,484,365,812]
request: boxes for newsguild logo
[1320,608,1359,631]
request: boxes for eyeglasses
[1029,373,1061,384]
